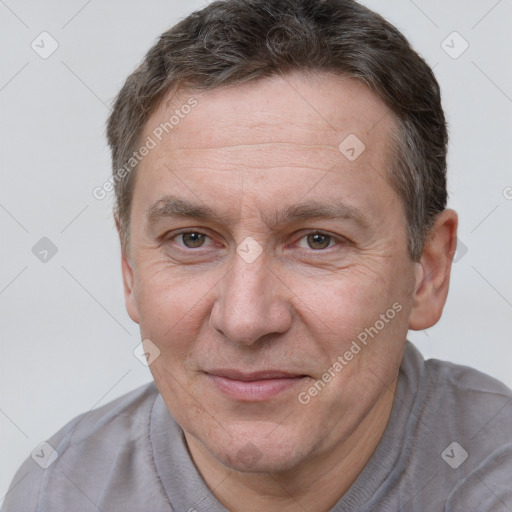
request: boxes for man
[3,0,511,510]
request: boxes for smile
[205,370,307,401]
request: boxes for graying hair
[107,0,448,261]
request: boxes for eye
[166,230,215,250]
[296,231,346,251]
[304,232,333,250]
[180,232,207,248]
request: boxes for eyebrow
[145,195,369,230]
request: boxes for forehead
[133,72,400,225]
[145,72,394,154]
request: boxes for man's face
[123,73,418,473]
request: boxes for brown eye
[306,233,332,250]
[181,232,206,248]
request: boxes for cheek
[133,262,206,352]
[295,274,409,437]
[293,263,412,373]
[296,266,393,332]
[133,264,212,428]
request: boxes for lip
[205,370,307,401]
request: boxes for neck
[184,379,397,512]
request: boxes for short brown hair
[107,0,447,261]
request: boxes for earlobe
[409,209,458,331]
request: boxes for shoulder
[61,379,160,442]
[411,347,512,510]
[1,382,166,512]
[423,354,512,436]
[47,380,160,455]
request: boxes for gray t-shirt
[3,341,512,511]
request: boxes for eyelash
[166,229,349,254]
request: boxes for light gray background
[1,0,511,503]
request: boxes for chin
[208,428,310,473]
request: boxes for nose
[210,249,292,346]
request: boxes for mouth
[204,369,308,401]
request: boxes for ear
[409,209,458,330]
[116,217,140,324]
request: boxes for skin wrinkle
[120,85,396,257]
[142,157,390,249]
[163,143,345,174]
[145,196,371,235]
[108,0,450,263]
[120,72,457,511]
[96,4,459,506]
